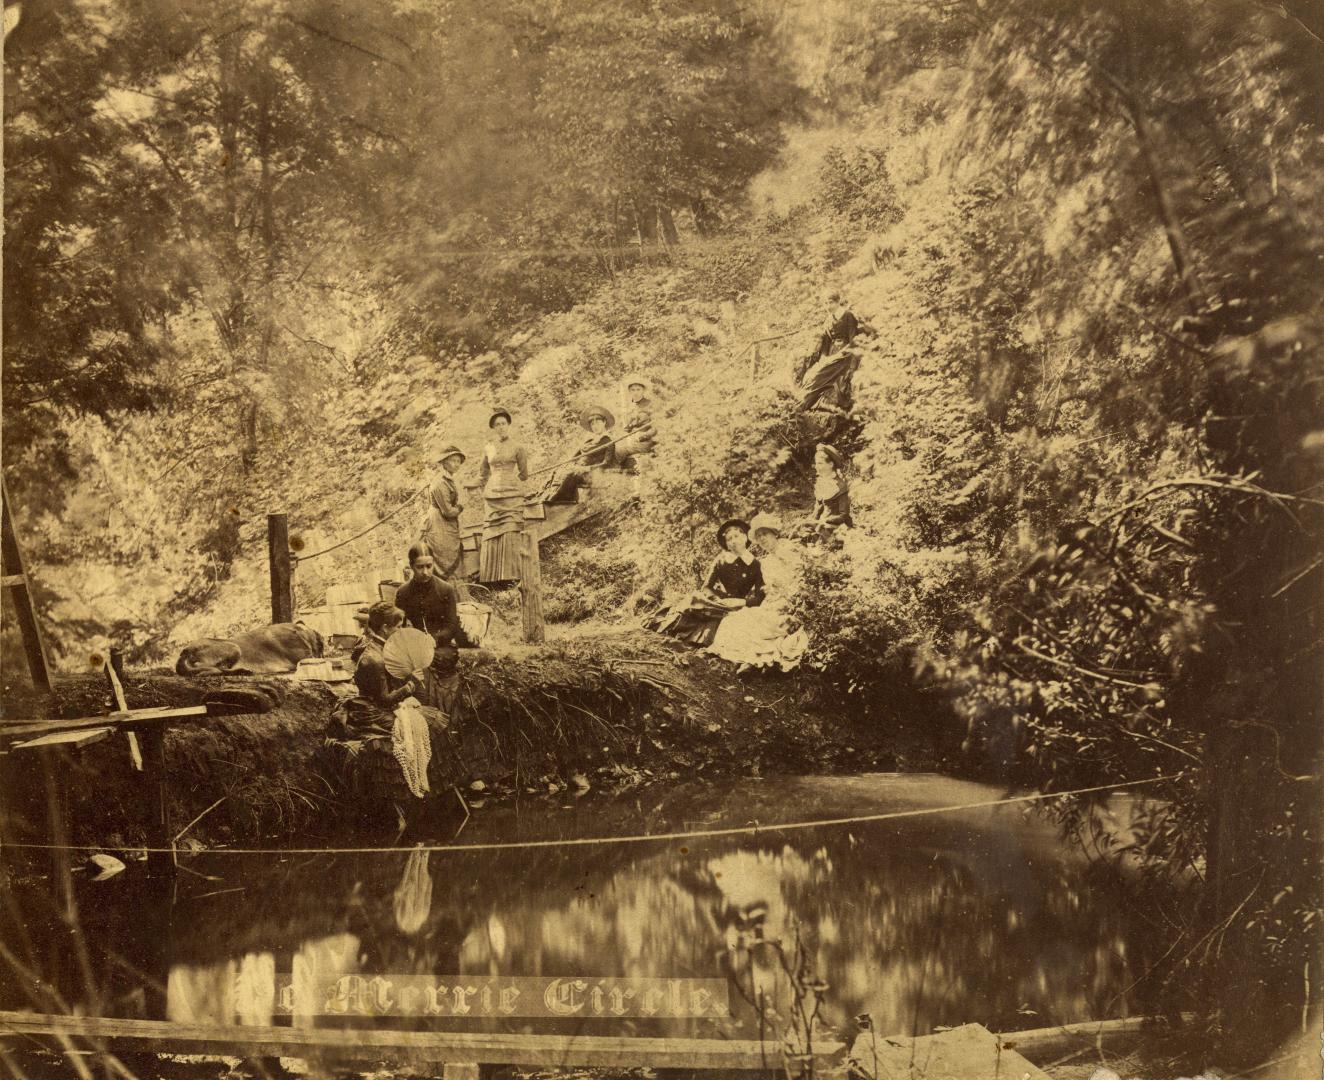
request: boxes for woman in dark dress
[394,545,462,714]
[645,519,765,647]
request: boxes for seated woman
[645,519,764,647]
[394,545,462,714]
[615,376,657,472]
[323,602,453,833]
[708,513,809,673]
[814,443,852,533]
[546,407,616,504]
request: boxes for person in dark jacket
[795,295,868,412]
[395,545,462,713]
[645,519,765,647]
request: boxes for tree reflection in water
[3,775,1181,1040]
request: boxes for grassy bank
[1,630,940,858]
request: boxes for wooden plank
[0,1012,843,1070]
[0,706,209,742]
[849,1023,1050,1080]
[105,652,143,770]
[0,573,24,588]
[1,476,54,691]
[268,513,294,624]
[12,728,112,750]
[994,1015,1158,1061]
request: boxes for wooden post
[268,513,294,624]
[138,723,172,877]
[519,527,544,644]
[1,476,53,690]
[750,341,761,384]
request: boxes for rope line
[2,774,1177,856]
[291,320,817,564]
[296,487,425,563]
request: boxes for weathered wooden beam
[12,728,112,750]
[519,526,544,644]
[0,706,209,743]
[0,1013,843,1070]
[1,476,54,691]
[995,1015,1163,1061]
[268,513,294,624]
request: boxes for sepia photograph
[1,1,1321,1078]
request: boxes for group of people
[324,544,466,832]
[416,377,659,587]
[644,440,853,673]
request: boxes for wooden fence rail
[0,1012,844,1073]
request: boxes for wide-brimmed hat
[621,373,650,393]
[488,408,513,428]
[580,405,615,431]
[749,512,783,538]
[438,444,466,465]
[816,443,846,471]
[716,518,751,550]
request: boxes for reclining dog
[175,622,324,676]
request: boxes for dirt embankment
[1,630,943,854]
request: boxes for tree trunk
[659,205,680,246]
[690,197,717,238]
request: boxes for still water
[4,774,1168,1041]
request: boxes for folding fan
[383,627,435,680]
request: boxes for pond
[3,773,1172,1044]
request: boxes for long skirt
[321,705,463,804]
[708,605,809,671]
[799,352,859,411]
[645,594,731,647]
[480,494,524,582]
[421,509,463,579]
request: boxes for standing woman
[479,409,529,585]
[421,445,466,579]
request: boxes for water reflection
[3,774,1175,1040]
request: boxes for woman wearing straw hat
[545,405,616,505]
[478,409,530,585]
[645,518,765,647]
[615,375,657,471]
[708,512,809,673]
[420,445,467,579]
[814,443,852,533]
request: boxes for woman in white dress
[707,512,809,673]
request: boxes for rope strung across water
[3,774,1179,856]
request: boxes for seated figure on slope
[645,518,765,647]
[708,512,809,674]
[814,443,853,535]
[614,375,658,471]
[545,406,617,504]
